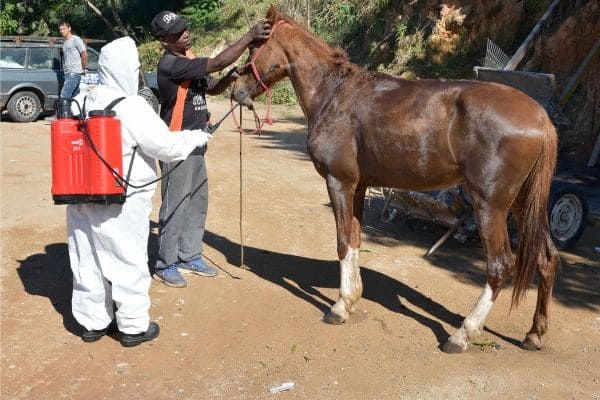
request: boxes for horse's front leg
[323,177,366,324]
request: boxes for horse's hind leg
[324,178,366,325]
[523,239,559,350]
[444,198,514,353]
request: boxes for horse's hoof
[522,333,543,351]
[442,338,467,354]
[324,310,347,325]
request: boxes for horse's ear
[266,4,278,23]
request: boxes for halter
[232,20,287,135]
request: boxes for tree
[0,2,19,35]
[0,0,182,40]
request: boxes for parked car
[0,36,159,122]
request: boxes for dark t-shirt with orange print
[157,51,213,153]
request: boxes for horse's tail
[511,118,558,307]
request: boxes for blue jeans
[60,72,82,98]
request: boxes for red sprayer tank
[51,116,86,198]
[86,109,124,200]
[51,99,126,205]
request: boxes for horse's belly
[359,137,462,190]
[362,161,463,191]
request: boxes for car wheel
[6,91,42,123]
[548,182,588,250]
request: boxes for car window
[87,48,99,71]
[0,47,26,68]
[28,47,58,69]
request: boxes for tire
[548,182,588,250]
[138,86,160,114]
[6,91,42,122]
[381,206,398,223]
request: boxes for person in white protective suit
[67,36,211,347]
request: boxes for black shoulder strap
[105,96,126,112]
[108,95,137,193]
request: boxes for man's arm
[205,68,239,95]
[80,50,88,73]
[205,21,270,74]
[73,36,88,74]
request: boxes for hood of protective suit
[98,36,139,96]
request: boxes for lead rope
[230,85,273,136]
[234,21,287,266]
[239,104,246,268]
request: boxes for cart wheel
[381,206,398,223]
[548,182,588,250]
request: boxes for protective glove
[190,129,212,148]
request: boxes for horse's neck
[279,36,348,119]
[288,63,340,118]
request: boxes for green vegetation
[471,338,501,350]
[181,0,222,30]
[0,3,19,35]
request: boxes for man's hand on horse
[225,67,240,80]
[249,20,271,42]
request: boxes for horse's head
[231,6,290,108]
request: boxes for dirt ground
[1,100,599,400]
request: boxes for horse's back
[317,73,552,190]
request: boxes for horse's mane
[272,10,359,76]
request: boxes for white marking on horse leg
[445,284,495,352]
[463,283,495,337]
[330,247,362,320]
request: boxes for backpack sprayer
[51,98,126,205]
[50,63,280,206]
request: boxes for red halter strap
[232,20,287,135]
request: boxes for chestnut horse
[232,6,559,353]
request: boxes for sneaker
[178,257,218,277]
[120,322,160,347]
[82,320,117,343]
[153,263,187,288]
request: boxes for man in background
[59,20,87,98]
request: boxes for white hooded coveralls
[67,37,210,334]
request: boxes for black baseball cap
[151,11,188,38]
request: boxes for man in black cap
[151,10,270,287]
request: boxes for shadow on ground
[15,201,593,349]
[199,229,528,349]
[16,243,80,335]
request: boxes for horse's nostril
[233,90,246,102]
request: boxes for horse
[232,6,559,353]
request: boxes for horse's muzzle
[231,87,254,109]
